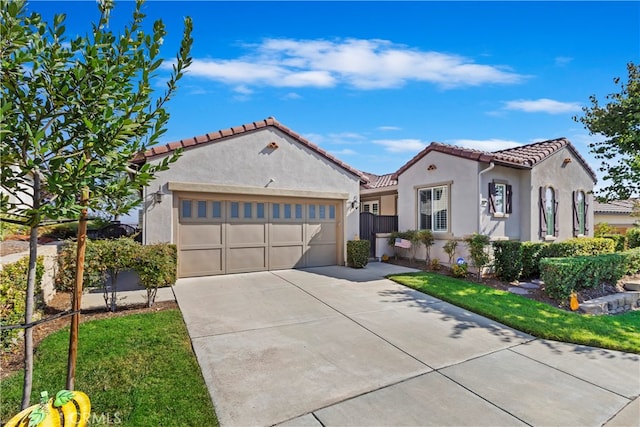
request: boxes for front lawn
[389,272,640,354]
[1,309,218,426]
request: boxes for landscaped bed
[389,271,640,354]
[0,309,218,426]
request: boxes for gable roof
[132,117,369,183]
[392,137,597,182]
[360,172,397,189]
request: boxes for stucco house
[133,117,366,278]
[364,138,597,262]
[359,172,397,216]
[593,199,639,234]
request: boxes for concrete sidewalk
[174,262,640,427]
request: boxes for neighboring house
[133,117,366,278]
[365,138,596,263]
[593,199,639,234]
[359,172,397,215]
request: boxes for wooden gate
[359,212,398,257]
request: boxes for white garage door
[177,195,339,277]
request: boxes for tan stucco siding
[479,165,523,240]
[594,213,638,233]
[529,147,595,241]
[141,128,360,261]
[397,151,478,238]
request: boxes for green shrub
[417,229,435,262]
[602,234,627,252]
[623,248,640,276]
[594,222,615,237]
[0,220,28,241]
[133,244,177,307]
[492,241,523,282]
[347,240,370,268]
[451,262,468,278]
[464,233,491,282]
[542,237,615,258]
[387,230,420,262]
[98,238,140,312]
[627,228,640,249]
[521,242,546,279]
[540,252,629,300]
[55,240,107,292]
[443,239,458,265]
[0,256,44,350]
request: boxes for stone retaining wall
[579,292,640,315]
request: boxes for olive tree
[0,0,192,406]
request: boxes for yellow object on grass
[6,390,91,427]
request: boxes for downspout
[478,162,495,233]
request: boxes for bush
[627,228,640,249]
[443,239,458,265]
[387,230,420,262]
[594,222,615,237]
[492,241,523,282]
[542,237,615,258]
[521,242,546,279]
[451,262,468,278]
[417,229,435,262]
[464,233,491,281]
[540,250,637,300]
[347,240,370,268]
[602,234,627,252]
[429,258,441,271]
[55,239,177,310]
[133,244,177,307]
[0,256,44,350]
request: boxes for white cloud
[378,126,402,131]
[180,38,526,91]
[450,138,522,152]
[282,92,301,100]
[373,139,427,153]
[504,98,582,114]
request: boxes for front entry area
[176,194,340,277]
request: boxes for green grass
[1,309,218,426]
[389,272,640,354]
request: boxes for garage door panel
[270,246,305,269]
[270,223,304,244]
[227,223,267,245]
[180,223,223,247]
[179,248,224,276]
[306,244,337,267]
[227,247,268,273]
[307,223,337,243]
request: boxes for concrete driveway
[173,263,640,427]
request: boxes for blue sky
[29,1,639,188]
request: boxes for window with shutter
[489,181,512,216]
[540,186,558,238]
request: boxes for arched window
[539,186,558,238]
[573,190,588,236]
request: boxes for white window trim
[417,184,450,233]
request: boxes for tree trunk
[20,173,41,409]
[66,188,89,390]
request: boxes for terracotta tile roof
[392,138,597,182]
[593,199,638,214]
[360,172,397,189]
[132,117,369,183]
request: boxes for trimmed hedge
[55,239,177,309]
[602,234,627,252]
[542,237,615,258]
[492,241,523,282]
[347,240,370,268]
[521,242,546,279]
[540,248,640,300]
[1,256,44,350]
[628,228,640,249]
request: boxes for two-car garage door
[176,194,340,277]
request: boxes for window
[329,205,336,219]
[489,182,512,215]
[197,201,207,218]
[256,203,265,219]
[272,203,280,219]
[181,200,192,218]
[244,202,252,219]
[573,190,588,236]
[212,201,222,218]
[319,205,326,219]
[539,186,558,238]
[418,185,448,232]
[362,201,379,215]
[284,204,292,219]
[309,204,316,219]
[295,204,303,219]
[230,202,239,218]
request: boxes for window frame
[539,186,559,239]
[417,184,449,233]
[488,181,512,216]
[573,190,589,237]
[361,200,380,215]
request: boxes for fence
[359,212,398,257]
